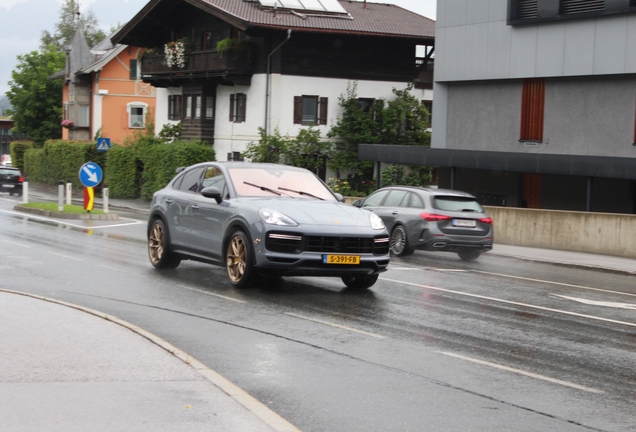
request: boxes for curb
[13,204,120,220]
[488,251,636,276]
[0,289,301,432]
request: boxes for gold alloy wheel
[148,223,164,264]
[226,234,247,283]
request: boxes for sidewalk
[0,289,298,432]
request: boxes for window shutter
[318,97,328,125]
[230,94,236,122]
[520,78,545,141]
[239,94,246,122]
[293,96,303,124]
[129,60,138,80]
[168,95,174,120]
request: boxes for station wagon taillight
[479,217,493,225]
[18,176,24,183]
[419,212,452,222]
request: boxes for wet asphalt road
[1,195,635,431]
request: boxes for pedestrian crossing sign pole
[96,138,111,152]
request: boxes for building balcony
[140,50,254,87]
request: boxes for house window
[294,96,328,125]
[63,103,70,121]
[129,59,139,80]
[194,95,201,119]
[128,102,147,128]
[78,104,90,127]
[202,31,214,50]
[168,95,182,120]
[230,93,246,123]
[227,151,243,161]
[357,98,375,113]
[185,96,192,118]
[520,78,545,142]
[205,96,215,119]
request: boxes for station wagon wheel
[390,225,413,256]
[148,219,181,269]
[458,249,481,262]
[226,230,254,288]
[341,274,379,289]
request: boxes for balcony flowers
[164,38,188,68]
[61,119,74,129]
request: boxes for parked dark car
[147,162,390,288]
[0,167,23,196]
[353,186,493,261]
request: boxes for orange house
[59,25,156,144]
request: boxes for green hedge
[22,136,215,200]
[10,141,34,171]
[23,140,106,189]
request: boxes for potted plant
[61,119,74,129]
[164,37,189,68]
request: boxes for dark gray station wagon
[354,186,494,261]
[147,162,390,288]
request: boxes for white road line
[177,284,246,303]
[551,294,636,310]
[2,239,31,248]
[1,210,142,229]
[437,351,604,394]
[285,312,386,339]
[471,269,636,298]
[389,267,424,271]
[46,251,82,261]
[381,277,636,328]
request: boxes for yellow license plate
[323,254,360,264]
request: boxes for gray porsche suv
[353,186,493,261]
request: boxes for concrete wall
[484,206,636,259]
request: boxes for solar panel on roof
[316,0,347,13]
[257,0,348,14]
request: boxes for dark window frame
[293,95,328,125]
[229,93,246,123]
[508,0,636,26]
[168,95,183,121]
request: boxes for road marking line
[46,251,82,261]
[381,277,636,328]
[471,270,636,298]
[177,284,246,303]
[551,294,636,310]
[2,239,31,248]
[1,210,142,229]
[285,312,386,339]
[437,351,604,394]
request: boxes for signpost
[79,162,103,211]
[96,138,111,152]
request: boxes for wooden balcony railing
[140,50,253,77]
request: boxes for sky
[0,0,436,98]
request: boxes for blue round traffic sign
[79,162,103,187]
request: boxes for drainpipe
[265,29,292,135]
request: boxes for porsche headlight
[369,212,385,230]
[259,209,298,226]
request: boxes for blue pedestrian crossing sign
[96,138,111,152]
[79,162,103,187]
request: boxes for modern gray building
[360,0,636,214]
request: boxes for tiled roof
[195,0,433,38]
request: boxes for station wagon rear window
[433,196,484,213]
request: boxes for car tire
[390,225,413,257]
[341,274,379,289]
[226,230,254,288]
[148,219,181,269]
[458,249,481,262]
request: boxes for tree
[6,46,66,145]
[40,0,106,51]
[282,127,332,173]
[243,127,288,163]
[380,84,431,146]
[326,82,379,188]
